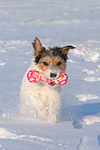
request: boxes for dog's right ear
[60,45,75,56]
[32,37,43,56]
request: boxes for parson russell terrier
[20,38,75,123]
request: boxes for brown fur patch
[52,56,66,70]
[38,56,51,71]
[38,55,66,71]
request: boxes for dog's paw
[38,110,48,119]
[48,114,57,124]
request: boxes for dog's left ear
[32,37,43,56]
[60,45,75,56]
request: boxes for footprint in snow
[97,135,100,146]
[77,137,87,150]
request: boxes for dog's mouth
[48,74,58,86]
[48,81,56,86]
[42,73,59,86]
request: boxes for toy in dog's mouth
[27,70,68,86]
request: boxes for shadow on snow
[61,102,100,128]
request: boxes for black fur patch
[34,47,67,64]
[50,47,67,62]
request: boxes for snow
[0,0,100,149]
[82,69,95,75]
[71,49,99,63]
[76,94,99,102]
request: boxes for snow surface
[0,0,100,149]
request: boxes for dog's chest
[33,83,60,102]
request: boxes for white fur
[20,58,61,123]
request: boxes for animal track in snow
[77,137,87,150]
[97,135,100,146]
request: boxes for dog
[20,38,75,123]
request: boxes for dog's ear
[60,45,75,56]
[32,37,43,56]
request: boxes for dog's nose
[50,73,57,78]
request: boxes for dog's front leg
[30,96,48,119]
[47,97,61,124]
[20,94,48,119]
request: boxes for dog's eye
[43,61,49,66]
[57,61,62,66]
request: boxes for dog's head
[32,37,75,80]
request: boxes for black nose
[50,73,57,78]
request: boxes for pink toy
[27,70,68,85]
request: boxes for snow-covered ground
[0,0,100,149]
